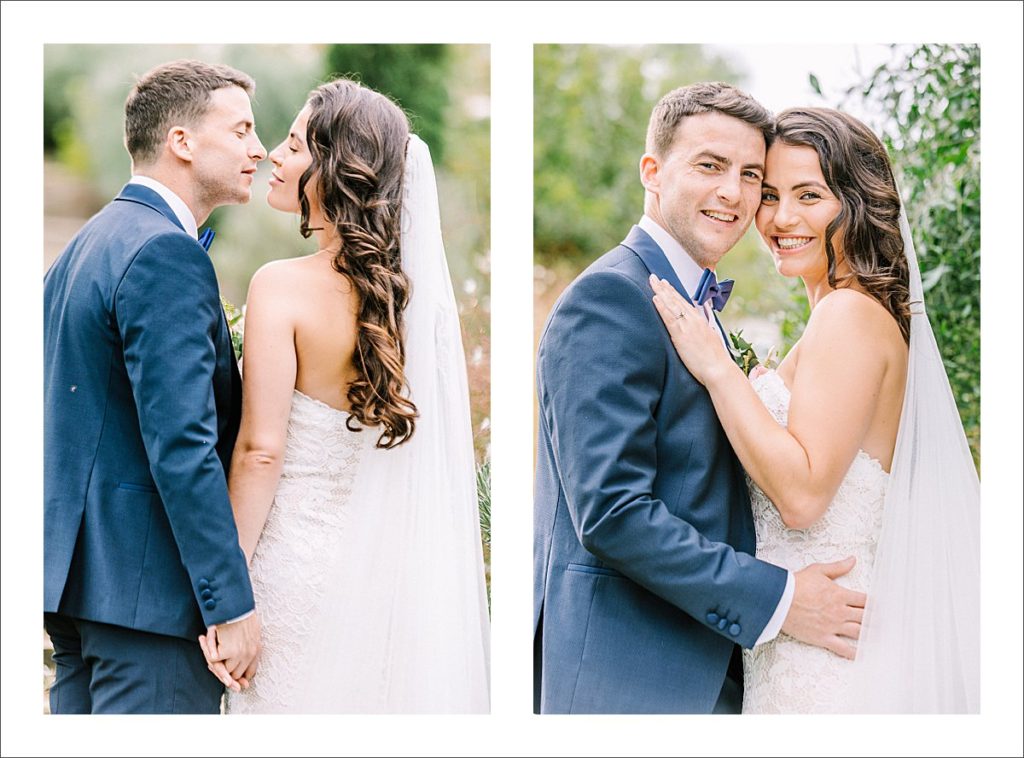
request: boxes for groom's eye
[743,170,762,182]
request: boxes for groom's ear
[167,126,194,164]
[640,153,660,193]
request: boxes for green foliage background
[858,44,980,462]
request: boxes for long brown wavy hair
[774,108,911,343]
[299,78,417,448]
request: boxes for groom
[44,60,266,713]
[534,82,864,713]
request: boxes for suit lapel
[622,225,733,352]
[113,183,188,234]
[620,225,694,306]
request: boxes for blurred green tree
[534,45,741,268]
[325,45,451,164]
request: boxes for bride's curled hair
[774,108,911,343]
[299,78,417,448]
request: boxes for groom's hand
[781,557,866,660]
[199,613,262,691]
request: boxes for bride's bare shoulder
[806,287,904,348]
[248,253,354,303]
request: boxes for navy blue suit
[534,226,788,714]
[44,183,254,713]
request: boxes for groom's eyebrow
[695,151,731,165]
[695,151,764,173]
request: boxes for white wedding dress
[225,390,371,714]
[741,369,889,714]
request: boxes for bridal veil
[290,135,490,713]
[846,203,980,712]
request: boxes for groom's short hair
[646,82,774,157]
[125,59,255,166]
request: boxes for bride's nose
[771,197,800,230]
[268,143,285,167]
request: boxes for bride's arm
[228,264,298,563]
[652,278,890,529]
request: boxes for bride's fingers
[650,275,677,305]
[652,295,676,326]
[199,632,222,663]
[847,606,865,625]
[208,660,239,691]
[227,657,250,681]
[204,625,228,662]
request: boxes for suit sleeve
[115,232,254,626]
[537,269,786,647]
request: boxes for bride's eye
[761,190,778,203]
[799,191,822,201]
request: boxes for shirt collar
[128,175,199,239]
[638,214,707,298]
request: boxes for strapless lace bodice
[742,370,888,713]
[225,390,370,714]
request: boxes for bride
[651,107,978,713]
[200,78,490,713]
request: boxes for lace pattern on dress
[225,390,368,714]
[741,371,889,714]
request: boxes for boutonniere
[728,329,777,377]
[221,297,245,360]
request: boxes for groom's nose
[715,170,742,204]
[249,133,267,161]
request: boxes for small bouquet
[221,297,245,361]
[728,329,777,377]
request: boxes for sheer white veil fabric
[290,134,490,713]
[846,203,980,712]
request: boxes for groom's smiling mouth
[701,209,738,223]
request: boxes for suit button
[717,618,728,631]
[204,600,216,610]
[201,589,213,600]
[706,612,720,625]
[729,623,741,637]
[198,579,210,590]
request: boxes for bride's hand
[199,626,249,692]
[650,275,734,386]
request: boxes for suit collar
[620,225,693,306]
[113,182,188,235]
[623,225,732,351]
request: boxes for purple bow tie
[693,268,734,312]
[198,228,215,252]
